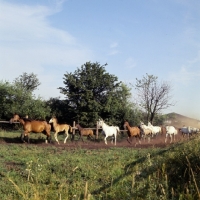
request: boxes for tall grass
[0,130,199,200]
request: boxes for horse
[123,121,141,145]
[97,119,119,145]
[10,114,51,143]
[160,125,167,135]
[49,117,73,144]
[147,122,161,137]
[75,124,95,142]
[165,126,178,143]
[139,121,152,142]
[10,114,24,123]
[179,126,192,139]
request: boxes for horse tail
[69,125,73,133]
[116,126,120,134]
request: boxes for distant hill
[164,112,200,128]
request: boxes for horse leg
[148,135,150,143]
[113,134,116,145]
[27,133,30,143]
[165,134,168,143]
[64,131,69,144]
[89,134,94,140]
[138,135,141,144]
[81,135,84,142]
[21,131,26,143]
[127,137,131,144]
[46,134,51,143]
[170,134,172,143]
[54,132,60,144]
[104,136,108,145]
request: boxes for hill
[164,112,200,128]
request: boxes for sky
[0,0,200,120]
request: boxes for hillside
[164,112,200,128]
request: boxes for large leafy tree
[58,62,128,126]
[0,73,50,120]
[135,74,174,124]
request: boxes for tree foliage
[13,72,41,93]
[135,74,174,123]
[58,62,137,127]
[0,73,50,120]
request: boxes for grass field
[0,130,199,200]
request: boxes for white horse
[140,121,152,142]
[165,126,177,143]
[147,122,161,136]
[98,119,119,145]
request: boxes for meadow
[0,130,199,200]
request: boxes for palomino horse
[49,117,73,144]
[123,121,141,145]
[139,121,152,142]
[97,119,119,145]
[10,114,51,143]
[75,124,95,142]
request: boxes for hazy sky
[0,0,200,119]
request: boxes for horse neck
[77,125,82,130]
[101,122,108,129]
[142,124,148,129]
[19,119,25,125]
[125,123,131,130]
[52,120,58,128]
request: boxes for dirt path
[0,132,184,150]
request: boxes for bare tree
[135,74,174,123]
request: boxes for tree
[0,74,50,120]
[46,97,71,123]
[112,83,142,127]
[58,62,125,126]
[13,72,40,93]
[135,74,174,124]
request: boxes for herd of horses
[9,114,199,146]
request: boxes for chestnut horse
[49,117,73,144]
[123,121,141,144]
[75,124,95,142]
[10,114,51,143]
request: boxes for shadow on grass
[91,141,185,198]
[0,136,50,144]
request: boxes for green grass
[0,130,199,200]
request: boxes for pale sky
[0,0,200,119]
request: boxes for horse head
[97,118,104,127]
[49,117,57,124]
[123,121,129,129]
[140,121,144,125]
[9,114,20,124]
[148,122,152,126]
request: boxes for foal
[49,117,72,144]
[75,124,95,142]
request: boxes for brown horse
[123,121,141,144]
[10,114,51,143]
[10,114,21,123]
[49,117,73,144]
[75,124,95,142]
